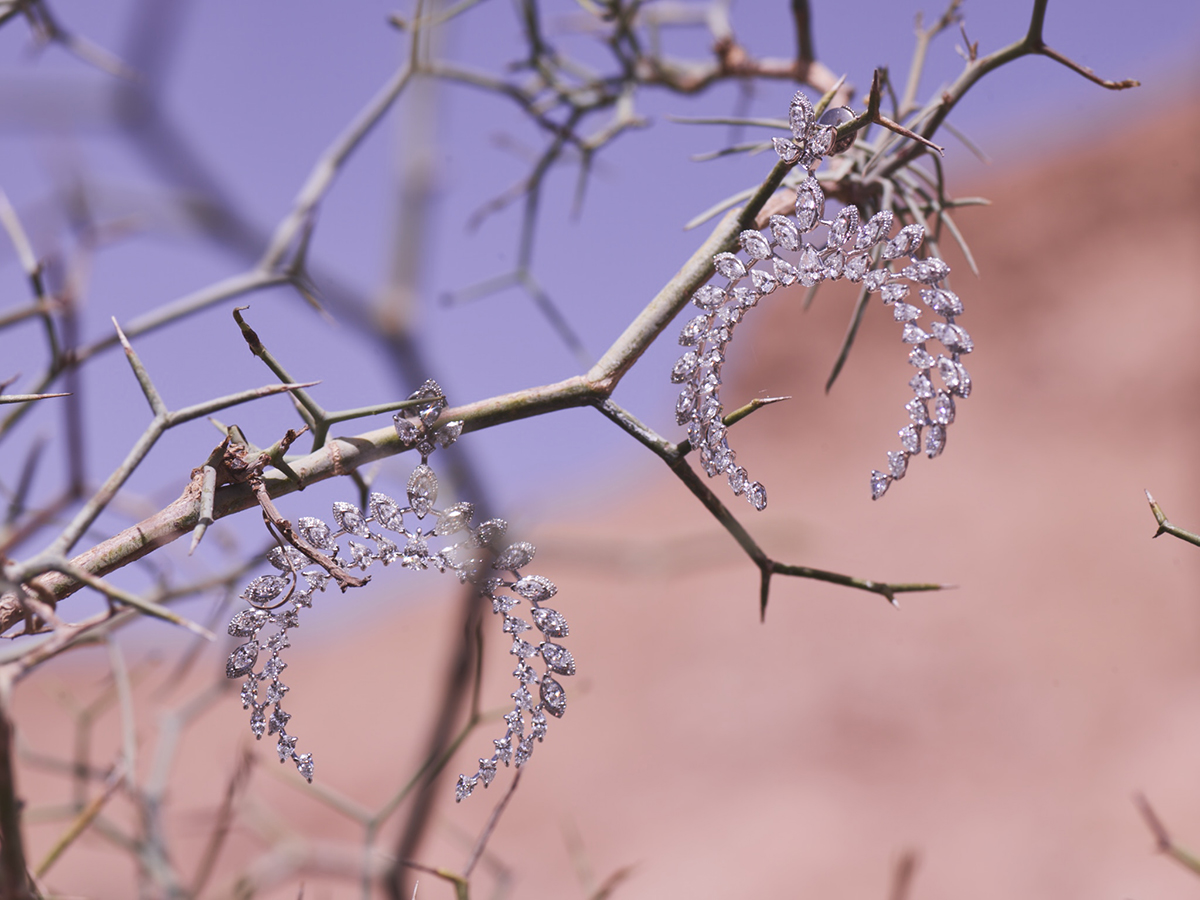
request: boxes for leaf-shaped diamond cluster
[224,381,575,799]
[671,89,972,505]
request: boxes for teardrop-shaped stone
[909,347,935,369]
[870,470,891,500]
[901,323,930,344]
[887,451,908,479]
[807,125,834,158]
[434,421,463,448]
[332,501,370,537]
[739,229,771,260]
[540,675,567,718]
[495,542,536,572]
[773,136,801,164]
[863,269,889,292]
[909,373,934,398]
[747,481,767,511]
[750,268,778,294]
[512,574,557,602]
[906,398,929,424]
[408,378,447,426]
[713,252,746,281]
[899,424,921,454]
[393,414,422,446]
[881,282,910,304]
[772,256,799,285]
[823,249,844,279]
[540,642,576,676]
[407,465,438,518]
[893,302,921,323]
[844,253,869,282]
[531,607,569,638]
[902,257,951,284]
[226,640,260,679]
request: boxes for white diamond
[887,451,908,479]
[747,481,767,511]
[901,323,930,344]
[870,470,891,500]
[739,230,771,260]
[692,284,726,311]
[713,252,746,281]
[933,391,956,425]
[921,287,963,316]
[769,215,800,251]
[794,179,824,231]
[924,424,947,458]
[893,302,921,322]
[909,373,934,398]
[899,424,921,454]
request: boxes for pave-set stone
[672,90,972,505]
[224,381,574,799]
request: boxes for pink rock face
[17,105,1200,899]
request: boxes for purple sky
[1,1,1196,627]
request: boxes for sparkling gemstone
[241,575,289,606]
[697,393,721,422]
[829,205,860,247]
[512,574,557,602]
[228,608,268,637]
[531,607,568,637]
[368,493,404,531]
[434,502,474,536]
[823,249,845,279]
[902,257,951,284]
[909,347,935,369]
[347,540,373,569]
[455,774,477,802]
[739,229,771,260]
[933,391,956,424]
[671,351,699,384]
[275,731,296,762]
[393,415,422,446]
[540,676,567,718]
[807,125,834,157]
[295,517,335,550]
[478,757,498,787]
[331,501,369,538]
[794,178,824,231]
[295,753,314,783]
[863,269,889,292]
[473,519,508,548]
[434,420,463,448]
[675,386,697,425]
[728,466,748,496]
[901,323,930,344]
[679,315,709,347]
[906,398,929,424]
[858,210,894,249]
[747,481,767,511]
[750,268,778,294]
[769,214,800,251]
[530,710,548,740]
[250,708,265,738]
[887,451,908,479]
[773,136,801,164]
[240,680,258,708]
[882,224,925,259]
[692,285,726,311]
[407,465,438,518]
[844,253,869,282]
[732,286,760,308]
[540,642,576,676]
[881,282,910,305]
[909,373,934,398]
[502,615,530,635]
[870,470,891,500]
[302,570,329,592]
[893,302,921,322]
[262,655,287,679]
[494,735,512,764]
[375,537,398,565]
[921,287,963,317]
[510,638,536,660]
[931,321,973,354]
[713,252,746,281]
[789,90,814,140]
[899,424,921,454]
[226,641,260,679]
[772,256,800,285]
[515,736,534,767]
[265,681,289,704]
[268,706,291,736]
[495,542,536,572]
[267,631,290,653]
[924,424,947,458]
[937,356,972,397]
